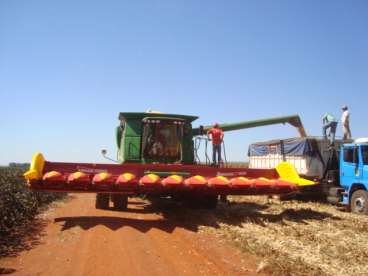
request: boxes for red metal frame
[29,161,298,195]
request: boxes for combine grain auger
[24,112,314,209]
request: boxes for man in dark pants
[207,123,224,166]
[322,113,338,145]
[207,123,227,203]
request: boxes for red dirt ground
[0,194,266,276]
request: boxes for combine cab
[24,112,314,209]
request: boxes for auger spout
[193,115,307,137]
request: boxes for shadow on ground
[55,200,220,233]
[54,198,341,234]
[214,201,342,227]
[0,267,16,275]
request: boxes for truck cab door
[340,145,360,190]
[361,145,368,186]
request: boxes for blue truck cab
[338,139,368,214]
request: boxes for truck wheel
[350,190,368,215]
[112,194,128,210]
[96,193,109,209]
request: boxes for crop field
[0,166,66,257]
[190,196,368,276]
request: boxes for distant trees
[8,163,30,169]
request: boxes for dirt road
[0,194,264,276]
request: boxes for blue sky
[1,1,367,165]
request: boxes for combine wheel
[202,195,218,209]
[112,194,128,210]
[185,195,218,209]
[96,193,110,209]
[350,190,368,215]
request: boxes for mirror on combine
[101,149,118,163]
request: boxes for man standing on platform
[207,123,224,166]
[322,113,338,145]
[341,105,352,140]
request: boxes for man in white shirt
[341,105,352,140]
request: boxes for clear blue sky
[1,1,367,165]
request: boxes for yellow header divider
[276,162,316,186]
[24,152,45,182]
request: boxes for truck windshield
[362,146,368,165]
[141,119,184,163]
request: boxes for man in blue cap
[322,113,338,145]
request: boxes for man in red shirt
[207,123,224,166]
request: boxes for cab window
[343,147,356,163]
[362,146,368,165]
[142,119,184,162]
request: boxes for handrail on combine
[194,136,228,167]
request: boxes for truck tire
[112,194,128,210]
[329,187,344,197]
[350,190,368,215]
[96,193,109,209]
[327,196,340,205]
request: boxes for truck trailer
[249,137,344,180]
[249,137,368,214]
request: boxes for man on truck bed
[322,113,338,145]
[341,105,352,140]
[207,123,224,166]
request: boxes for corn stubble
[202,196,368,276]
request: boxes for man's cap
[342,105,348,110]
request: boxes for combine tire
[112,194,128,210]
[183,194,218,209]
[350,190,368,215]
[96,193,109,209]
[202,195,218,209]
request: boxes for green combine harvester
[115,112,306,164]
[24,112,313,210]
